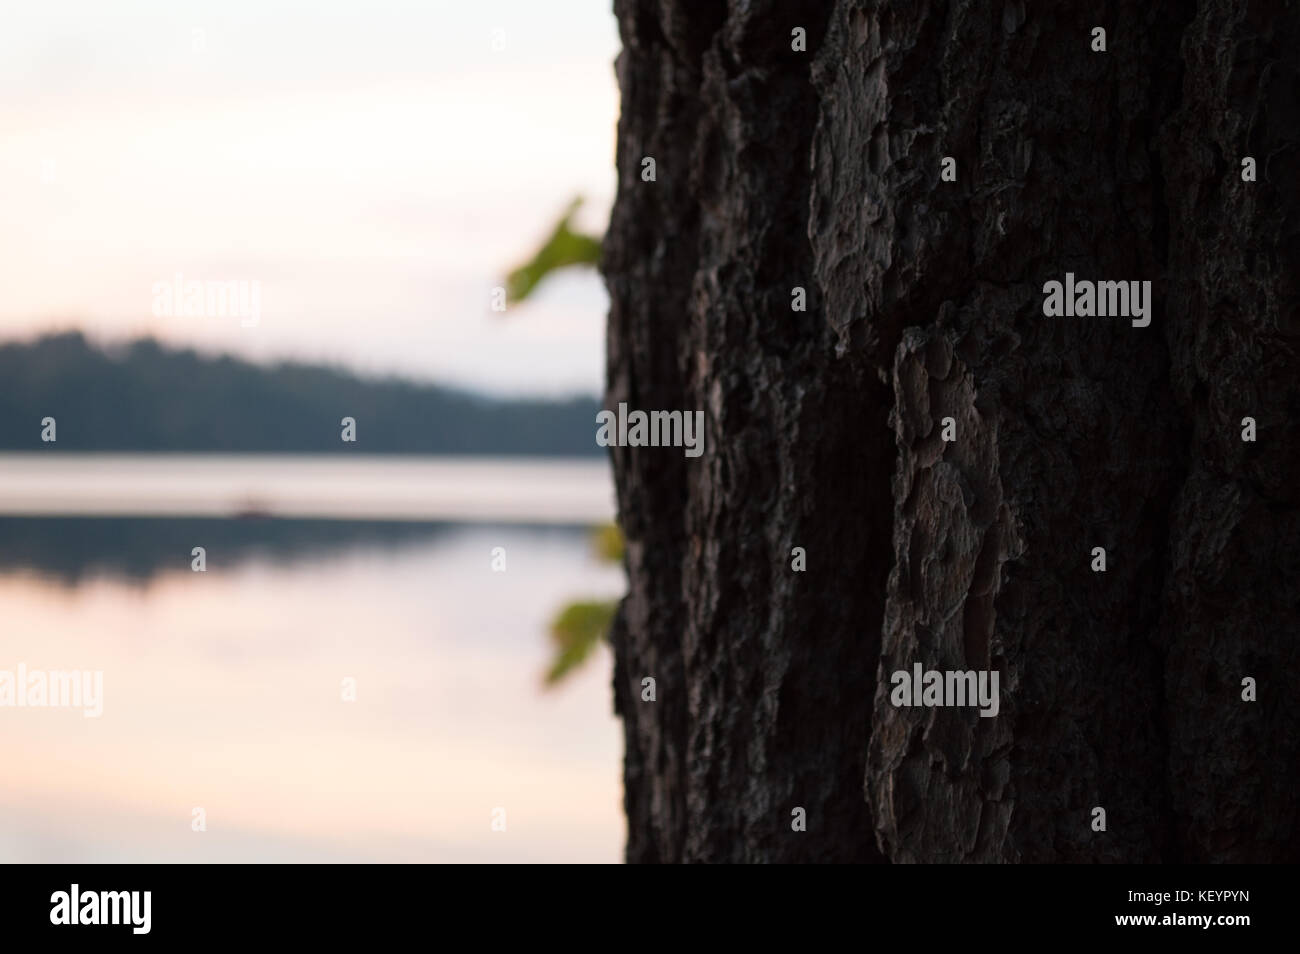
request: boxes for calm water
[0,454,614,523]
[0,456,625,863]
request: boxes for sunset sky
[0,0,619,396]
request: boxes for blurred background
[0,0,624,862]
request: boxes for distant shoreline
[0,333,604,456]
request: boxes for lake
[0,455,625,863]
[0,453,615,523]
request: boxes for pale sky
[0,0,620,397]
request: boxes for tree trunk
[603,0,1299,863]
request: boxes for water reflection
[0,516,625,863]
[0,516,460,586]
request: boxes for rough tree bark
[603,0,1299,863]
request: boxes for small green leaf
[505,197,603,304]
[545,599,617,686]
[590,522,624,564]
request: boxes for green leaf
[590,522,624,564]
[505,197,603,304]
[544,599,617,686]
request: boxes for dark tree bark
[603,0,1299,863]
